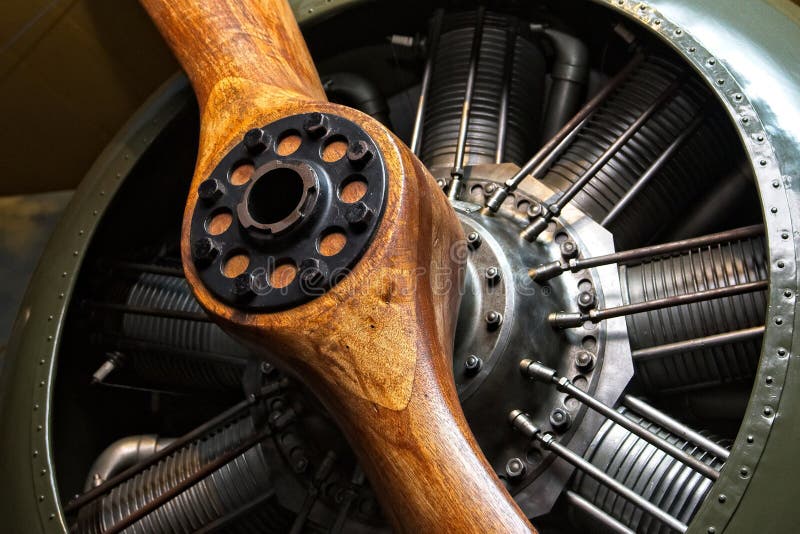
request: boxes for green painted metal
[594,2,800,532]
[1,1,799,533]
[0,74,193,534]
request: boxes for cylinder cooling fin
[87,270,248,391]
[31,1,786,534]
[420,10,546,169]
[622,236,767,393]
[77,417,292,534]
[571,407,725,534]
[540,57,742,249]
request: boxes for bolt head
[345,201,374,229]
[346,140,373,168]
[485,183,498,194]
[192,237,221,264]
[464,355,482,376]
[549,408,572,432]
[231,272,254,299]
[467,231,482,249]
[485,311,503,329]
[485,266,501,284]
[577,290,596,310]
[243,128,269,153]
[526,203,542,219]
[294,457,309,473]
[505,458,526,481]
[575,351,596,372]
[303,112,327,138]
[198,178,224,202]
[560,240,578,258]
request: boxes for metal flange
[189,112,388,311]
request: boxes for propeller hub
[188,112,388,311]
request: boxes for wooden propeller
[140,1,535,532]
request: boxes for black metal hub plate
[189,112,388,311]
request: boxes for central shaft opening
[248,167,305,225]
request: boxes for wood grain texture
[141,0,536,531]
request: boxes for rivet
[740,466,749,477]
[717,79,725,85]
[33,450,39,457]
[718,494,727,503]
[766,375,774,384]
[734,93,743,101]
[38,495,44,502]
[746,435,754,444]
[49,514,55,521]
[39,381,45,387]
[784,290,792,298]
[764,406,773,416]
[778,348,787,356]
[674,28,682,35]
[47,335,53,341]
[782,232,790,239]
[772,180,781,188]
[33,404,39,411]
[771,207,778,213]
[778,260,785,268]
[73,251,79,256]
[757,134,765,142]
[47,315,53,321]
[759,159,768,166]
[39,359,45,365]
[775,317,783,325]
[707,527,716,534]
[654,19,661,25]
[741,116,749,123]
[37,425,43,432]
[708,57,716,65]
[58,293,64,299]
[61,272,67,278]
[688,46,696,53]
[40,468,47,476]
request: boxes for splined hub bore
[189,113,388,311]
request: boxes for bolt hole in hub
[247,167,306,226]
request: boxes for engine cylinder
[92,271,248,390]
[620,236,767,393]
[420,10,546,168]
[77,417,291,534]
[541,57,743,249]
[570,407,725,534]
